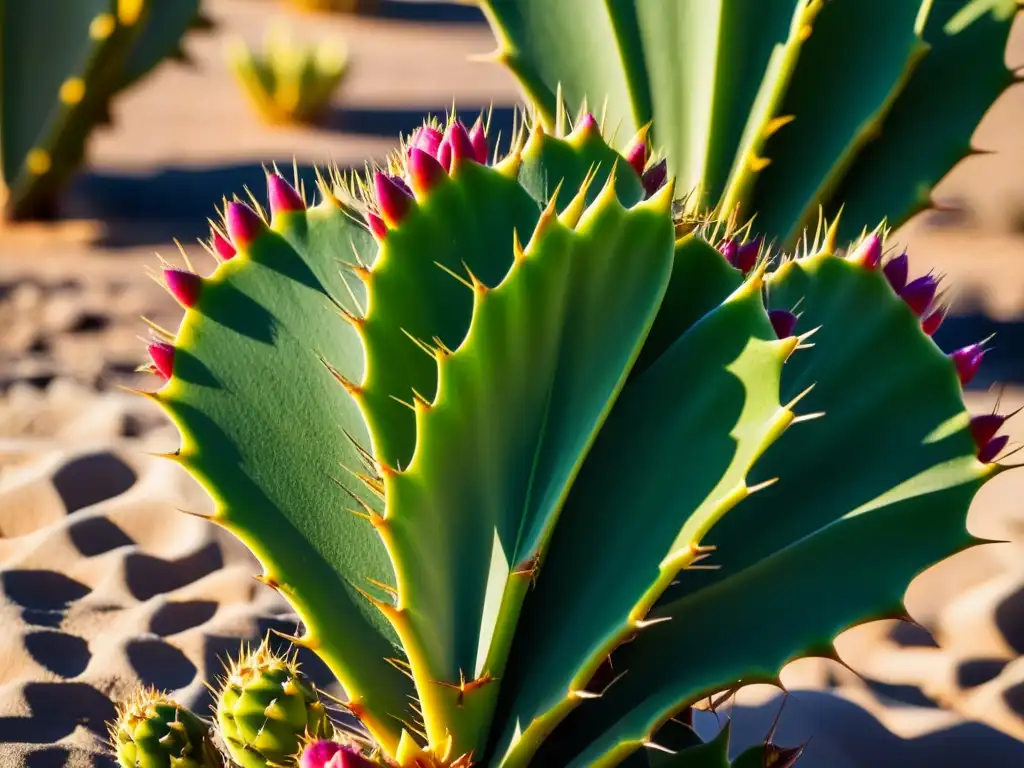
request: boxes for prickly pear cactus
[475,0,1020,246]
[110,687,223,768]
[0,0,206,220]
[216,639,334,768]
[226,24,349,125]
[129,109,1016,766]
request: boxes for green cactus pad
[111,687,222,768]
[217,640,334,768]
[116,0,206,92]
[476,0,1018,246]
[143,113,1011,767]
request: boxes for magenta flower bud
[226,201,265,247]
[267,174,305,217]
[899,274,938,316]
[921,308,944,336]
[408,125,443,159]
[469,119,489,164]
[365,212,388,240]
[445,120,477,166]
[211,229,236,260]
[969,413,1006,451]
[978,434,1009,464]
[719,239,738,264]
[374,171,414,227]
[623,127,648,176]
[163,268,202,308]
[883,250,908,292]
[437,137,453,172]
[325,745,376,768]
[768,309,797,339]
[847,233,882,268]
[408,147,447,196]
[148,342,175,379]
[301,740,343,768]
[642,159,667,198]
[949,343,986,386]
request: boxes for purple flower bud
[883,250,908,292]
[226,201,265,247]
[899,274,938,316]
[148,342,175,379]
[732,237,761,275]
[469,119,489,164]
[949,343,986,387]
[921,308,944,336]
[211,230,236,260]
[365,212,388,240]
[267,174,305,217]
[847,233,882,268]
[407,147,447,196]
[969,413,1006,451]
[768,309,797,339]
[301,740,343,768]
[642,159,667,198]
[408,125,443,159]
[445,120,477,166]
[624,132,648,177]
[163,268,202,308]
[978,434,1009,464]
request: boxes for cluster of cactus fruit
[0,0,210,220]
[112,101,1019,766]
[226,24,349,126]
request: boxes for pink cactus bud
[211,230,236,260]
[226,201,264,247]
[642,159,667,198]
[267,174,305,216]
[408,147,447,196]
[437,138,453,172]
[899,274,938,316]
[969,413,1006,451]
[148,342,175,379]
[949,343,986,386]
[624,134,648,178]
[575,112,599,136]
[374,172,414,227]
[733,237,761,275]
[883,250,908,292]
[847,233,882,268]
[921,308,944,336]
[324,746,375,768]
[978,434,1009,464]
[469,119,489,164]
[164,268,202,308]
[365,212,388,240]
[301,740,342,768]
[408,125,443,159]
[445,120,477,166]
[768,309,797,339]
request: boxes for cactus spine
[110,687,222,768]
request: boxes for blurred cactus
[227,23,349,125]
[0,0,209,221]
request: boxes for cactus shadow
[365,0,485,24]
[200,280,279,347]
[172,347,225,390]
[0,682,116,744]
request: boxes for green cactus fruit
[216,639,335,768]
[475,0,1019,247]
[226,23,349,125]
[139,109,1015,766]
[110,687,223,768]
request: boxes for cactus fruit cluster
[111,687,223,768]
[216,640,335,768]
[475,0,1020,246]
[109,102,1019,766]
[0,0,210,221]
[226,24,349,125]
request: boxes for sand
[2,1,1024,766]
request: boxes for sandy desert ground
[2,1,1024,766]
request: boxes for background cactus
[226,23,349,125]
[474,0,1020,247]
[0,0,209,221]
[110,687,223,768]
[121,108,1017,766]
[216,638,335,768]
[281,0,380,14]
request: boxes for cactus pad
[136,110,1015,766]
[476,0,1019,246]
